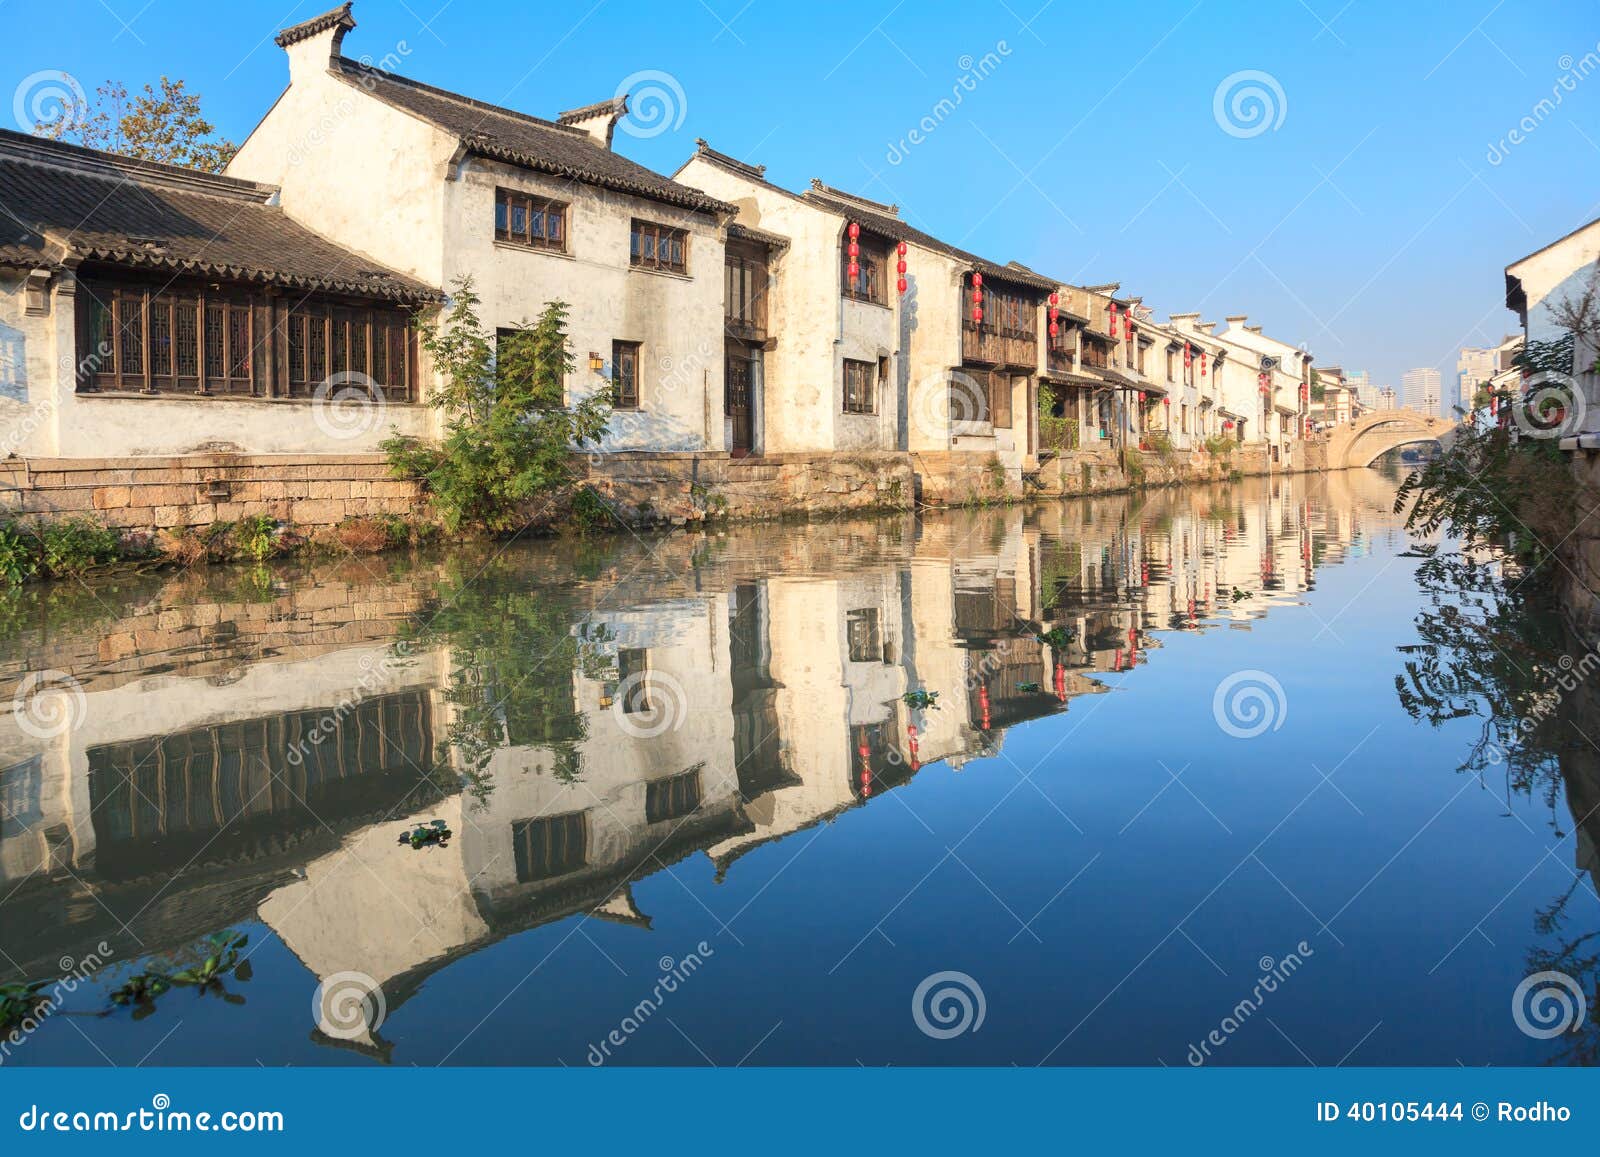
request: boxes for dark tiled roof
[0,129,435,302]
[801,186,1054,293]
[727,221,789,249]
[275,2,354,48]
[331,59,733,216]
[686,143,1052,293]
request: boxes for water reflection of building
[0,476,1414,1050]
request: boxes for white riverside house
[0,0,1328,530]
[677,142,1058,485]
[0,126,436,459]
[227,2,736,455]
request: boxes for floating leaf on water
[901,689,940,709]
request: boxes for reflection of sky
[0,474,1581,1068]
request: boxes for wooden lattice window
[511,812,589,882]
[630,219,688,274]
[613,341,641,409]
[645,766,702,824]
[843,358,875,414]
[78,277,414,401]
[495,187,568,251]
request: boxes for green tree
[384,279,611,535]
[35,78,236,172]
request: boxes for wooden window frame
[494,187,568,252]
[612,340,641,410]
[78,276,415,402]
[841,236,887,306]
[645,766,703,824]
[630,219,689,274]
[843,357,876,415]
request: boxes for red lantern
[897,240,907,256]
[1163,397,1170,407]
[1224,420,1234,430]
[848,240,859,258]
[897,278,908,294]
[1048,322,1059,337]
[848,222,860,239]
[1183,341,1192,368]
[971,306,983,323]
[896,258,906,274]
[972,271,983,288]
[1108,302,1119,338]
[1138,391,1146,403]
[1200,352,1208,376]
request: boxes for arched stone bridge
[1326,410,1459,469]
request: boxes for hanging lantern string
[896,240,907,296]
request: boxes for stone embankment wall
[0,441,1335,538]
[0,455,421,530]
[582,451,915,522]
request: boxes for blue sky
[8,0,1598,392]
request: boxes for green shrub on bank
[0,516,127,586]
[384,279,611,536]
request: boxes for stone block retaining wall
[0,454,422,530]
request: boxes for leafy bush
[0,524,39,585]
[384,280,611,535]
[38,517,119,577]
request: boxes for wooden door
[726,352,753,456]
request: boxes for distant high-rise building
[1402,368,1442,416]
[1457,346,1497,414]
[1345,369,1376,409]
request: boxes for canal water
[2,467,1595,1066]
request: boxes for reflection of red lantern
[978,684,991,730]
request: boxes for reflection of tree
[1395,547,1600,1062]
[404,558,592,803]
